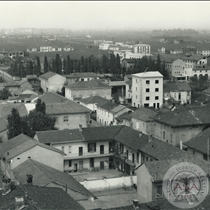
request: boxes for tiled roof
[132,71,163,78]
[152,106,210,127]
[115,112,132,122]
[107,81,126,86]
[111,105,127,113]
[39,71,58,79]
[65,79,111,89]
[82,125,123,141]
[36,129,84,144]
[66,72,98,78]
[97,101,118,111]
[46,100,90,115]
[79,95,110,106]
[131,107,157,122]
[12,159,95,200]
[0,184,85,210]
[4,80,19,87]
[0,117,7,133]
[36,92,69,104]
[184,128,210,154]
[164,82,191,92]
[1,134,64,160]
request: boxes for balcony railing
[64,152,114,160]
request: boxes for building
[131,107,157,135]
[133,44,151,55]
[66,72,100,84]
[0,134,65,178]
[125,80,132,104]
[121,59,135,69]
[196,48,210,56]
[157,47,165,54]
[169,49,183,54]
[39,71,66,93]
[40,46,52,52]
[152,106,210,146]
[65,80,112,101]
[132,71,163,109]
[78,95,110,111]
[114,111,133,127]
[96,101,128,126]
[170,59,186,80]
[163,82,191,104]
[99,43,110,50]
[8,51,23,59]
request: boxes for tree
[0,88,11,100]
[7,108,22,139]
[35,56,41,76]
[28,60,34,75]
[66,55,71,74]
[63,58,66,75]
[36,99,46,115]
[44,56,48,73]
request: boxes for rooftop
[65,79,111,90]
[79,95,110,106]
[132,71,163,78]
[66,72,98,78]
[97,101,118,112]
[115,112,132,122]
[131,107,157,122]
[39,71,60,79]
[36,92,69,104]
[107,81,126,87]
[163,82,191,92]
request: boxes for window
[146,97,150,100]
[69,146,71,153]
[146,88,150,92]
[63,116,68,122]
[155,88,159,92]
[136,87,137,91]
[203,154,208,160]
[90,158,94,167]
[155,96,159,100]
[156,185,163,198]
[69,160,72,167]
[155,80,159,84]
[163,131,165,139]
[146,80,150,84]
[88,143,96,152]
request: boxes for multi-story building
[40,46,52,52]
[133,44,151,55]
[132,71,163,109]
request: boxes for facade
[8,51,23,59]
[125,80,132,102]
[40,46,52,52]
[170,59,186,80]
[121,59,135,69]
[133,44,151,55]
[169,49,183,54]
[65,80,112,101]
[196,49,210,56]
[99,43,110,50]
[132,71,163,109]
[40,71,66,93]
[163,82,191,104]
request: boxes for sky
[0,1,209,30]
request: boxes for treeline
[9,53,168,79]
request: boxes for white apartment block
[40,46,52,52]
[132,71,163,109]
[133,44,151,55]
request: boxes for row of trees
[7,99,56,139]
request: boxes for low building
[133,44,151,55]
[0,118,8,142]
[40,71,66,93]
[40,46,52,52]
[169,49,183,54]
[121,59,135,69]
[65,80,112,101]
[163,82,191,104]
[115,111,133,127]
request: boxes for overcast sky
[0,1,209,30]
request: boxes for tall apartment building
[133,44,151,55]
[132,71,163,109]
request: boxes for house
[78,95,110,111]
[97,101,128,126]
[125,80,132,103]
[133,44,151,55]
[157,47,165,54]
[152,106,210,146]
[63,44,74,51]
[21,89,38,96]
[170,59,186,80]
[8,51,23,59]
[196,48,210,56]
[39,71,66,93]
[7,93,38,103]
[114,111,133,127]
[121,59,135,69]
[18,79,33,92]
[4,80,20,95]
[132,71,163,109]
[34,126,123,173]
[0,134,65,178]
[99,43,110,50]
[65,80,112,101]
[163,82,191,104]
[136,157,209,204]
[184,128,210,161]
[66,72,100,84]
[0,184,85,210]
[131,107,158,135]
[169,49,183,54]
[40,46,52,52]
[12,159,95,201]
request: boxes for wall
[97,107,114,126]
[169,91,191,104]
[137,165,153,203]
[132,118,154,135]
[80,175,137,191]
[10,145,63,171]
[48,75,66,92]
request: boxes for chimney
[139,131,142,137]
[149,135,153,142]
[26,174,33,185]
[180,141,183,150]
[79,124,82,131]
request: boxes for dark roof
[163,82,191,92]
[46,100,90,115]
[12,159,95,200]
[131,107,157,121]
[65,79,111,89]
[0,185,85,210]
[36,92,69,104]
[66,72,98,78]
[79,95,110,106]
[36,129,84,144]
[82,126,123,141]
[39,71,58,79]
[97,101,118,111]
[152,106,210,127]
[115,112,132,122]
[184,128,210,154]
[0,134,64,160]
[125,80,132,86]
[0,117,7,133]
